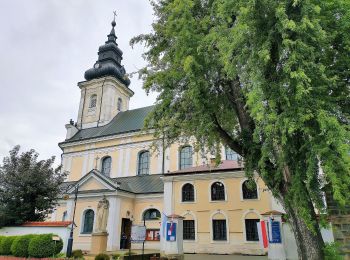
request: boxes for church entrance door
[120,218,132,249]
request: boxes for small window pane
[183,220,195,240]
[211,182,225,201]
[62,211,67,221]
[179,146,193,170]
[245,219,259,241]
[89,95,97,108]
[182,183,194,202]
[225,147,238,160]
[101,157,112,177]
[117,98,122,111]
[82,210,94,234]
[138,151,150,175]
[213,219,227,241]
[242,180,258,199]
[143,209,160,220]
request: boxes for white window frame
[181,211,198,242]
[80,208,96,236]
[180,182,196,203]
[241,210,261,243]
[210,210,229,243]
[240,178,260,201]
[209,180,227,202]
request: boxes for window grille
[183,220,195,240]
[211,182,225,201]
[212,219,227,241]
[101,157,112,177]
[143,209,161,220]
[245,219,260,241]
[117,98,122,111]
[138,151,150,175]
[82,209,94,234]
[179,146,193,170]
[182,183,194,202]
[89,94,97,108]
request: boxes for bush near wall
[0,236,17,255]
[0,234,63,258]
[11,235,36,257]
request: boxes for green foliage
[133,0,350,257]
[28,234,62,258]
[111,253,121,260]
[0,236,16,255]
[0,236,4,255]
[324,242,343,260]
[72,249,84,259]
[11,234,36,257]
[95,253,110,260]
[0,145,66,227]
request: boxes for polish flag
[257,220,268,248]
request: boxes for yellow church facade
[51,20,282,256]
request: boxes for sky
[0,0,157,165]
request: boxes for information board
[131,225,146,243]
[166,222,176,241]
[270,221,282,244]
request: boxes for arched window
[101,157,112,177]
[138,151,150,175]
[225,147,238,160]
[179,146,193,170]
[143,208,161,220]
[212,213,227,241]
[211,182,225,201]
[89,94,97,108]
[82,209,94,234]
[182,183,194,202]
[117,98,122,111]
[62,211,67,221]
[242,180,258,199]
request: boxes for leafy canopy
[0,146,66,227]
[132,0,350,223]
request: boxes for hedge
[28,233,63,258]
[11,234,36,257]
[0,236,17,255]
[0,234,63,257]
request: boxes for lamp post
[66,184,79,257]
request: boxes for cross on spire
[113,11,117,22]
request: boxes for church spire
[84,12,130,86]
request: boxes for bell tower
[76,16,134,129]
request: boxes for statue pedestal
[90,232,108,254]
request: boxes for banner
[131,225,146,243]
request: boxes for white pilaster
[117,149,124,177]
[66,199,74,220]
[107,197,121,251]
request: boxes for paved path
[185,254,267,260]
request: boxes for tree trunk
[281,198,325,260]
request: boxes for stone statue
[95,196,109,233]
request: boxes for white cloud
[0,0,156,164]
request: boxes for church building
[52,19,283,256]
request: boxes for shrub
[0,236,16,255]
[72,249,84,259]
[28,234,62,258]
[95,253,110,260]
[111,253,121,260]
[324,242,343,260]
[11,234,35,257]
[0,236,4,255]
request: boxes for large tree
[132,0,350,259]
[0,146,66,227]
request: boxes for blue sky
[0,0,157,165]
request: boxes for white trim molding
[210,210,229,244]
[181,211,198,242]
[239,178,260,201]
[179,181,196,204]
[208,179,227,202]
[241,209,262,243]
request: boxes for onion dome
[84,19,130,86]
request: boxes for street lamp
[64,184,79,257]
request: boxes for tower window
[138,151,150,175]
[117,98,122,111]
[101,156,112,177]
[179,146,193,170]
[89,94,97,108]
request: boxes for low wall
[0,226,70,253]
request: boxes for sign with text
[131,225,146,243]
[166,222,176,241]
[270,221,282,244]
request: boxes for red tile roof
[168,160,243,175]
[261,210,284,216]
[21,221,72,227]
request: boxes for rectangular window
[245,219,260,241]
[212,219,227,241]
[183,220,195,240]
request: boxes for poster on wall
[131,225,146,243]
[166,222,176,241]
[146,229,160,241]
[269,221,282,244]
